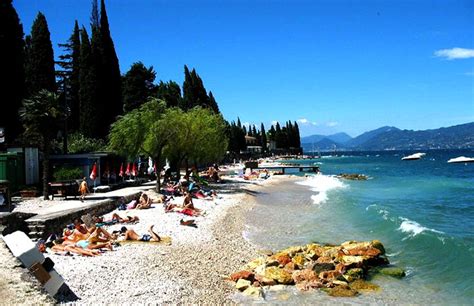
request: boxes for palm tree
[20,90,64,200]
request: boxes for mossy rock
[371,240,386,255]
[292,254,306,267]
[327,286,359,297]
[349,279,380,292]
[265,267,294,284]
[343,268,364,282]
[379,267,406,278]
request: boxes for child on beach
[78,177,89,202]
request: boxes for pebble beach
[1,176,291,304]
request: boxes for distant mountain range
[301,122,474,151]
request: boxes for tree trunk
[42,143,50,200]
[184,158,189,181]
[154,153,161,193]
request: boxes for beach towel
[119,236,172,245]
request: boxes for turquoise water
[243,150,474,304]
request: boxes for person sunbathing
[136,193,152,209]
[164,193,202,216]
[93,214,139,226]
[117,225,161,242]
[45,239,100,256]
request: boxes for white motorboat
[401,153,426,161]
[447,156,474,163]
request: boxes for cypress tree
[0,0,25,143]
[268,125,276,141]
[252,125,257,138]
[260,123,267,151]
[122,62,157,112]
[275,122,282,148]
[24,12,56,96]
[157,80,182,108]
[79,27,99,137]
[208,91,219,113]
[98,0,122,135]
[294,121,301,148]
[181,65,193,110]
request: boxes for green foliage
[97,0,122,138]
[157,80,182,108]
[19,90,64,147]
[181,65,219,113]
[0,0,25,142]
[163,107,228,165]
[122,62,157,112]
[68,132,106,153]
[53,167,83,181]
[56,21,81,132]
[24,12,56,96]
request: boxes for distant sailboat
[401,153,426,161]
[447,156,474,164]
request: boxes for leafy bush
[68,132,106,154]
[53,167,83,182]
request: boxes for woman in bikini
[136,193,152,209]
[118,225,161,242]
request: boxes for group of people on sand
[38,213,161,256]
[38,165,223,256]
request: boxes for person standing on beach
[79,177,89,202]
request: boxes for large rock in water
[327,286,359,297]
[379,267,406,278]
[311,262,335,274]
[349,279,380,292]
[242,286,264,298]
[264,267,294,284]
[343,268,364,282]
[235,279,251,291]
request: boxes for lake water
[242,149,474,304]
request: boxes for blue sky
[14,0,474,137]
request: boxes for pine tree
[79,27,99,137]
[56,21,81,132]
[260,123,267,151]
[24,12,56,96]
[98,0,122,135]
[157,80,182,108]
[0,0,25,143]
[122,62,157,112]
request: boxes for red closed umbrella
[132,163,137,177]
[119,163,124,177]
[125,163,131,176]
[90,163,97,181]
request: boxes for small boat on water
[447,156,474,163]
[401,153,426,161]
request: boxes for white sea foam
[398,218,444,238]
[296,174,347,205]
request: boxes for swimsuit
[76,240,90,249]
[140,234,152,242]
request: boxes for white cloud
[434,48,474,60]
[242,122,251,128]
[326,121,339,127]
[297,118,318,126]
[271,120,278,126]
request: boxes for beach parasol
[132,163,137,177]
[125,163,131,176]
[89,163,97,181]
[119,163,124,177]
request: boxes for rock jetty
[230,240,405,298]
[337,173,368,180]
